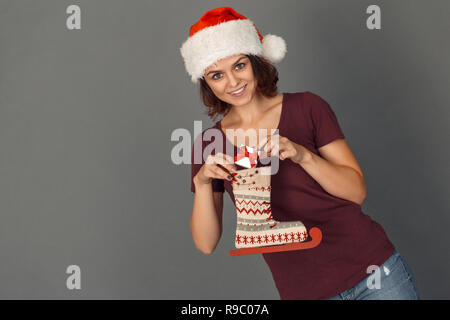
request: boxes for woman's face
[203,54,257,106]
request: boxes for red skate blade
[228,227,322,256]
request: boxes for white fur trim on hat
[180,19,262,83]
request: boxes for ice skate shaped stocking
[229,165,322,256]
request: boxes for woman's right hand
[194,152,237,186]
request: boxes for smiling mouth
[229,84,247,95]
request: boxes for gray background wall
[0,0,448,299]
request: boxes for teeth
[231,85,245,94]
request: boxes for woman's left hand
[259,134,310,164]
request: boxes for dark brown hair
[199,54,280,122]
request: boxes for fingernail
[227,175,232,180]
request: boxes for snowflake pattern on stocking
[231,166,308,249]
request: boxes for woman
[181,6,420,300]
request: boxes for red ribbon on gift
[234,145,259,168]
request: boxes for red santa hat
[180,7,287,83]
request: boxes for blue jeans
[326,250,420,300]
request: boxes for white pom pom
[262,34,287,63]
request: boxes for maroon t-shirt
[190,91,395,300]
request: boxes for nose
[227,72,240,88]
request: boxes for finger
[215,152,235,165]
[223,153,236,165]
[270,144,280,158]
[216,153,237,173]
[265,134,277,148]
[265,138,279,153]
[262,136,277,154]
[262,142,269,153]
[205,154,215,165]
[217,162,237,175]
[212,153,236,177]
[258,135,268,151]
[279,150,292,160]
[204,165,227,181]
[258,132,279,150]
[212,165,233,181]
[278,143,291,155]
[269,134,281,148]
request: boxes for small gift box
[234,144,260,169]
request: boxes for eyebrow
[206,57,247,76]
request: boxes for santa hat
[180,7,287,84]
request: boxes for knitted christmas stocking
[230,165,308,250]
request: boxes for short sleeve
[305,92,345,148]
[191,131,225,193]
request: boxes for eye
[211,63,246,80]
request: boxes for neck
[227,92,274,126]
